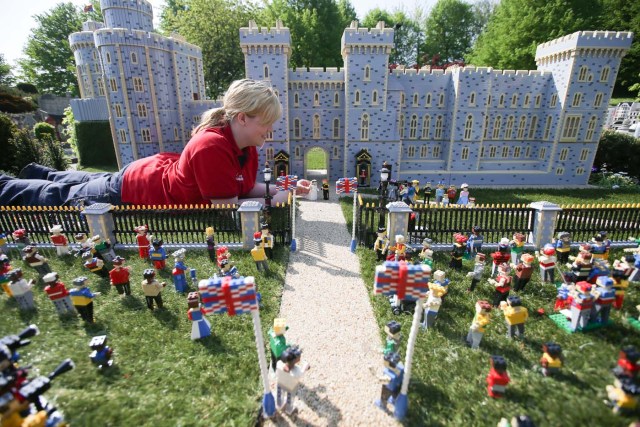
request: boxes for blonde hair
[193,79,282,135]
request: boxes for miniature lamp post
[337,177,358,252]
[198,276,275,418]
[374,260,431,420]
[378,167,390,229]
[275,175,298,252]
[263,163,273,224]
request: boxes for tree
[470,0,497,43]
[0,113,18,174]
[594,130,640,181]
[466,0,603,70]
[0,54,14,87]
[18,3,85,96]
[361,9,421,66]
[34,122,56,141]
[422,0,476,66]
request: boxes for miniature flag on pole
[199,277,275,418]
[275,175,298,192]
[83,4,94,12]
[373,261,431,421]
[336,177,358,252]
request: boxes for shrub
[62,106,77,155]
[75,121,117,168]
[0,90,37,114]
[594,130,640,180]
[11,129,45,172]
[34,122,56,141]
[15,83,38,94]
[41,135,69,171]
[0,113,18,174]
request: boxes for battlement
[289,67,343,82]
[341,21,394,49]
[69,31,97,50]
[100,0,153,16]
[391,68,445,76]
[239,20,291,46]
[535,30,633,61]
[82,20,104,32]
[94,28,202,57]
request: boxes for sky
[0,0,437,69]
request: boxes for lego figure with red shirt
[43,272,75,316]
[11,229,30,252]
[613,346,640,379]
[554,283,571,311]
[391,235,407,262]
[205,227,216,263]
[82,251,108,278]
[489,263,511,307]
[446,185,457,202]
[21,246,51,280]
[134,225,152,260]
[537,244,557,283]
[149,239,167,270]
[109,256,132,296]
[449,233,467,271]
[171,248,189,293]
[216,246,230,268]
[512,253,534,292]
[49,225,69,256]
[487,355,510,398]
[491,238,511,277]
[569,281,594,331]
[612,258,631,310]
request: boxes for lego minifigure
[219,259,240,279]
[500,296,528,339]
[322,179,329,200]
[109,256,132,296]
[431,270,450,294]
[216,245,230,268]
[466,300,492,349]
[537,244,557,283]
[82,251,108,278]
[442,193,450,206]
[73,232,95,258]
[375,351,405,412]
[587,258,610,284]
[141,269,166,310]
[591,234,607,260]
[592,276,615,324]
[383,320,402,355]
[487,355,510,398]
[69,276,100,323]
[606,377,640,414]
[402,180,419,205]
[554,232,572,264]
[509,233,526,265]
[491,238,512,277]
[450,233,467,271]
[260,223,274,259]
[187,292,211,340]
[0,231,8,256]
[419,238,434,268]
[269,318,289,371]
[421,283,446,330]
[0,254,12,296]
[435,182,445,204]
[251,232,269,272]
[467,226,483,255]
[565,245,593,283]
[612,257,631,309]
[48,225,69,256]
[171,248,189,293]
[91,235,116,263]
[456,183,469,205]
[275,345,310,415]
[446,184,457,203]
[21,246,51,280]
[569,281,594,331]
[205,227,216,263]
[149,239,167,270]
[613,346,640,379]
[43,272,76,316]
[392,235,407,262]
[599,231,612,260]
[134,225,152,259]
[11,229,30,251]
[513,253,534,292]
[466,253,486,292]
[374,227,390,262]
[554,283,571,311]
[489,263,511,307]
[8,269,35,311]
[540,342,563,377]
[89,335,113,369]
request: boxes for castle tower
[101,0,153,32]
[69,21,106,100]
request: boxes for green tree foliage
[62,106,78,155]
[34,122,56,141]
[0,114,18,174]
[11,129,45,173]
[0,54,14,87]
[15,83,38,94]
[422,0,476,66]
[470,0,497,43]
[0,88,37,114]
[42,135,69,171]
[594,130,640,181]
[360,9,421,66]
[466,0,603,70]
[18,3,85,96]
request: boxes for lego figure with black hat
[375,351,404,411]
[450,233,467,271]
[500,296,528,339]
[43,272,75,316]
[275,345,310,415]
[70,276,100,323]
[82,251,108,278]
[260,223,274,259]
[487,355,510,398]
[89,335,113,370]
[613,346,640,379]
[540,342,563,377]
[373,227,390,262]
[21,246,51,280]
[322,179,329,200]
[149,239,167,270]
[109,256,132,296]
[8,268,35,311]
[141,269,166,310]
[612,257,631,309]
[251,232,269,272]
[606,377,640,414]
[554,232,572,264]
[219,259,240,279]
[467,300,492,349]
[187,292,211,340]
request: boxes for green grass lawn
[1,248,287,426]
[305,147,326,170]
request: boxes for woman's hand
[297,179,311,195]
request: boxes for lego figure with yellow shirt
[540,342,563,377]
[500,296,528,339]
[466,300,492,349]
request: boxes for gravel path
[267,189,399,426]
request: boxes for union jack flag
[374,261,431,300]
[336,177,358,194]
[83,4,94,12]
[198,276,258,316]
[275,175,298,191]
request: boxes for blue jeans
[0,163,127,206]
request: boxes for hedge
[75,120,118,168]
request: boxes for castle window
[594,93,603,108]
[492,116,502,139]
[266,131,273,140]
[539,147,546,159]
[118,129,127,143]
[264,65,269,79]
[293,118,301,139]
[464,115,473,140]
[576,167,585,175]
[333,146,339,159]
[559,148,568,161]
[438,93,444,107]
[434,115,443,139]
[97,78,105,96]
[92,50,97,60]
[505,116,515,139]
[425,93,431,107]
[517,115,527,139]
[361,113,369,140]
[580,148,589,162]
[94,63,100,72]
[578,66,588,82]
[572,92,582,107]
[556,167,564,175]
[333,118,340,139]
[372,90,378,105]
[294,92,299,107]
[400,92,405,106]
[409,114,418,139]
[502,146,509,158]
[295,146,301,159]
[420,146,428,157]
[483,115,489,139]
[535,95,541,108]
[137,103,147,118]
[422,115,430,139]
[586,115,597,141]
[131,52,138,64]
[105,52,111,63]
[174,127,179,140]
[266,147,274,161]
[513,146,521,158]
[314,91,320,106]
[312,115,320,139]
[408,146,416,157]
[354,90,360,105]
[561,115,581,141]
[550,94,557,107]
[480,146,485,157]
[461,147,469,160]
[399,114,405,139]
[523,94,530,108]
[499,94,505,107]
[109,78,117,92]
[413,93,419,106]
[528,116,538,139]
[511,94,518,107]
[141,128,151,143]
[114,103,122,118]
[489,146,497,158]
[525,146,531,158]
[334,92,339,106]
[133,77,144,92]
[364,65,371,81]
[543,115,552,139]
[469,92,476,106]
[600,66,610,82]
[432,146,440,158]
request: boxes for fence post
[237,201,263,250]
[529,201,562,249]
[387,201,413,243]
[82,203,117,244]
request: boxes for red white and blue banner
[336,177,358,194]
[275,175,298,191]
[374,261,431,300]
[199,276,258,316]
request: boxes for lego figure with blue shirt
[171,248,189,293]
[554,232,572,264]
[149,239,167,270]
[375,351,404,412]
[435,182,445,204]
[89,335,113,370]
[467,226,483,255]
[592,276,615,324]
[70,276,100,323]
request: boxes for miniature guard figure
[21,246,51,280]
[82,251,108,278]
[421,283,446,330]
[171,248,189,293]
[11,229,30,252]
[187,292,211,340]
[92,235,116,263]
[540,342,563,377]
[467,253,486,292]
[554,232,572,264]
[537,244,557,283]
[467,226,483,255]
[134,225,152,259]
[109,256,132,296]
[383,320,402,355]
[275,345,310,415]
[422,181,432,205]
[375,351,405,412]
[500,296,528,339]
[450,233,467,270]
[491,238,512,277]
[141,269,166,310]
[8,268,35,311]
[89,335,113,370]
[489,263,512,307]
[446,184,457,204]
[149,239,167,270]
[49,225,69,256]
[251,232,269,272]
[569,281,594,331]
[260,223,274,259]
[419,238,434,269]
[43,272,75,316]
[0,254,13,296]
[205,227,216,263]
[509,233,526,265]
[374,227,390,262]
[487,355,510,398]
[322,179,330,200]
[513,253,534,292]
[592,276,615,324]
[456,183,470,205]
[269,318,289,371]
[216,245,230,268]
[466,300,492,349]
[70,276,100,323]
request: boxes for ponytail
[192,107,228,136]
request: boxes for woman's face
[242,114,274,148]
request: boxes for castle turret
[101,0,153,32]
[69,21,106,101]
